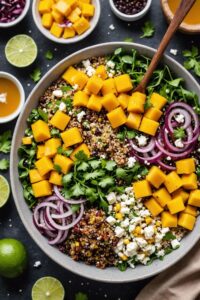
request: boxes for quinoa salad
[18,48,200,271]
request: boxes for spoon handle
[135,0,196,93]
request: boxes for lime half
[0,175,10,208]
[32,277,65,300]
[5,35,38,68]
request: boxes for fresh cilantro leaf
[98,176,114,188]
[57,146,72,157]
[116,168,127,179]
[196,166,200,178]
[61,85,73,93]
[62,173,73,186]
[30,68,42,83]
[77,162,89,172]
[99,198,108,211]
[0,131,12,153]
[173,127,186,139]
[164,247,173,255]
[85,187,98,202]
[0,159,9,170]
[71,204,80,213]
[62,97,73,111]
[51,128,60,138]
[105,160,116,171]
[140,21,155,38]
[184,58,196,70]
[54,164,62,173]
[75,151,88,162]
[123,37,133,43]
[163,232,176,241]
[182,46,200,77]
[75,292,88,300]
[116,130,126,141]
[117,261,128,272]
[84,170,105,181]
[45,50,53,60]
[194,61,200,77]
[70,183,85,197]
[38,108,48,122]
[126,130,136,139]
[89,160,101,169]
[144,98,153,110]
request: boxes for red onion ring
[129,138,155,154]
[155,139,194,159]
[166,108,191,133]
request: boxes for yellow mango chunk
[22,137,32,145]
[61,127,83,147]
[68,10,80,23]
[133,180,152,199]
[37,145,45,159]
[85,75,103,95]
[54,154,73,174]
[49,171,63,186]
[102,93,120,112]
[188,190,200,207]
[167,196,185,214]
[73,16,90,35]
[32,180,52,198]
[73,90,89,107]
[101,78,117,95]
[31,120,51,143]
[139,117,159,136]
[42,13,53,28]
[29,169,47,184]
[35,156,54,176]
[150,93,167,110]
[66,0,78,8]
[118,93,130,110]
[153,187,171,207]
[63,26,76,38]
[87,95,102,112]
[51,9,64,23]
[164,171,182,193]
[114,74,133,93]
[146,166,166,189]
[38,0,52,14]
[79,0,91,3]
[55,0,71,16]
[144,107,162,121]
[70,143,90,160]
[95,65,107,80]
[107,107,127,129]
[81,3,95,17]
[182,173,197,190]
[50,22,64,38]
[178,213,196,231]
[50,110,71,131]
[73,72,89,90]
[128,92,146,113]
[183,205,197,217]
[176,158,195,175]
[161,211,177,228]
[144,198,163,217]
[62,66,78,85]
[126,113,142,130]
[172,188,189,203]
[44,138,61,158]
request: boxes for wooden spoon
[134,0,196,93]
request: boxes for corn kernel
[116,213,123,220]
[123,239,130,245]
[114,203,121,212]
[145,217,152,224]
[156,220,161,227]
[75,242,80,247]
[134,226,142,234]
[121,254,128,261]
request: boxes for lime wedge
[0,175,10,208]
[5,35,38,68]
[31,277,65,300]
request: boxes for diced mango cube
[54,154,73,174]
[126,113,142,130]
[164,171,182,193]
[178,213,196,230]
[183,205,197,217]
[133,180,152,199]
[118,93,130,110]
[68,9,80,23]
[51,9,64,23]
[73,91,89,107]
[66,0,77,8]
[146,166,166,189]
[55,0,71,16]
[32,180,52,198]
[167,196,185,214]
[139,117,159,136]
[31,120,51,142]
[101,78,117,95]
[102,93,119,112]
[144,107,162,121]
[81,3,95,17]
[50,110,71,131]
[61,127,83,147]
[114,74,133,93]
[73,71,89,90]
[29,169,47,184]
[50,22,64,38]
[22,137,32,145]
[62,66,78,85]
[73,16,90,35]
[128,92,146,113]
[144,198,163,217]
[182,173,197,190]
[44,138,61,158]
[70,143,90,160]
[42,13,53,28]
[153,187,171,207]
[176,158,195,175]
[79,0,90,3]
[188,190,200,207]
[38,0,52,14]
[49,171,63,186]
[95,65,107,80]
[107,107,127,129]
[63,26,76,38]
[35,156,54,176]
[37,145,45,159]
[172,188,189,203]
[85,75,103,95]
[161,211,177,228]
[150,93,167,110]
[87,95,102,112]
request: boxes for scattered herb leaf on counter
[75,292,88,300]
[30,68,42,83]
[0,159,9,171]
[183,46,200,77]
[124,37,134,43]
[45,50,54,60]
[140,21,155,38]
[0,130,12,153]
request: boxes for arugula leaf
[167,78,183,87]
[173,128,186,139]
[140,21,155,38]
[30,68,42,83]
[117,127,136,141]
[0,159,9,170]
[121,55,133,64]
[45,50,53,60]
[0,130,12,153]
[163,232,176,241]
[75,292,88,300]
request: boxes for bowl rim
[32,0,101,44]
[0,0,30,28]
[0,72,25,124]
[10,42,200,283]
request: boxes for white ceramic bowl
[0,72,25,124]
[10,43,200,283]
[109,0,152,21]
[0,0,30,28]
[32,0,101,44]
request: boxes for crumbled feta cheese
[127,157,137,168]
[161,227,170,234]
[157,249,165,257]
[106,192,116,204]
[135,237,148,248]
[120,194,128,201]
[52,89,63,98]
[131,217,142,225]
[120,207,130,215]
[108,205,112,213]
[125,187,133,194]
[106,60,115,69]
[155,233,164,243]
[82,59,91,68]
[139,209,151,218]
[59,102,66,111]
[174,138,184,148]
[128,261,135,269]
[116,240,124,251]
[121,218,130,228]
[115,226,125,238]
[170,49,178,56]
[129,224,136,232]
[33,261,41,268]
[145,245,156,254]
[175,114,185,124]
[125,242,138,257]
[125,198,135,206]
[109,24,115,31]
[142,257,150,265]
[77,111,86,123]
[171,239,180,249]
[137,253,145,261]
[166,156,172,161]
[73,84,79,90]
[106,216,116,226]
[135,135,148,147]
[143,226,154,239]
[0,93,7,103]
[86,66,96,77]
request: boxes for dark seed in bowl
[113,0,147,15]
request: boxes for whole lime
[0,238,28,278]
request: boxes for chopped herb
[140,21,155,38]
[38,108,48,122]
[0,130,12,153]
[45,50,53,60]
[54,164,62,173]
[51,128,60,138]
[196,166,200,177]
[117,127,136,141]
[75,292,88,300]
[183,46,200,77]
[30,68,42,83]
[123,37,134,43]
[164,247,173,255]
[0,158,9,170]
[117,261,128,272]
[62,97,73,111]
[163,232,176,241]
[173,127,186,139]
[61,85,73,93]
[57,146,72,157]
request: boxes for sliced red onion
[155,139,194,159]
[162,126,191,153]
[54,185,86,204]
[129,138,155,154]
[0,0,26,23]
[166,108,191,134]
[33,202,57,229]
[134,150,163,163]
[157,159,176,171]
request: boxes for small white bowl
[32,0,101,44]
[109,0,152,22]
[0,0,30,28]
[0,72,25,124]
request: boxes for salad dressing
[168,0,200,25]
[0,78,20,117]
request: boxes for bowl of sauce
[161,0,200,34]
[0,72,25,124]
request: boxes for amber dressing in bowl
[168,0,200,25]
[0,78,20,118]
